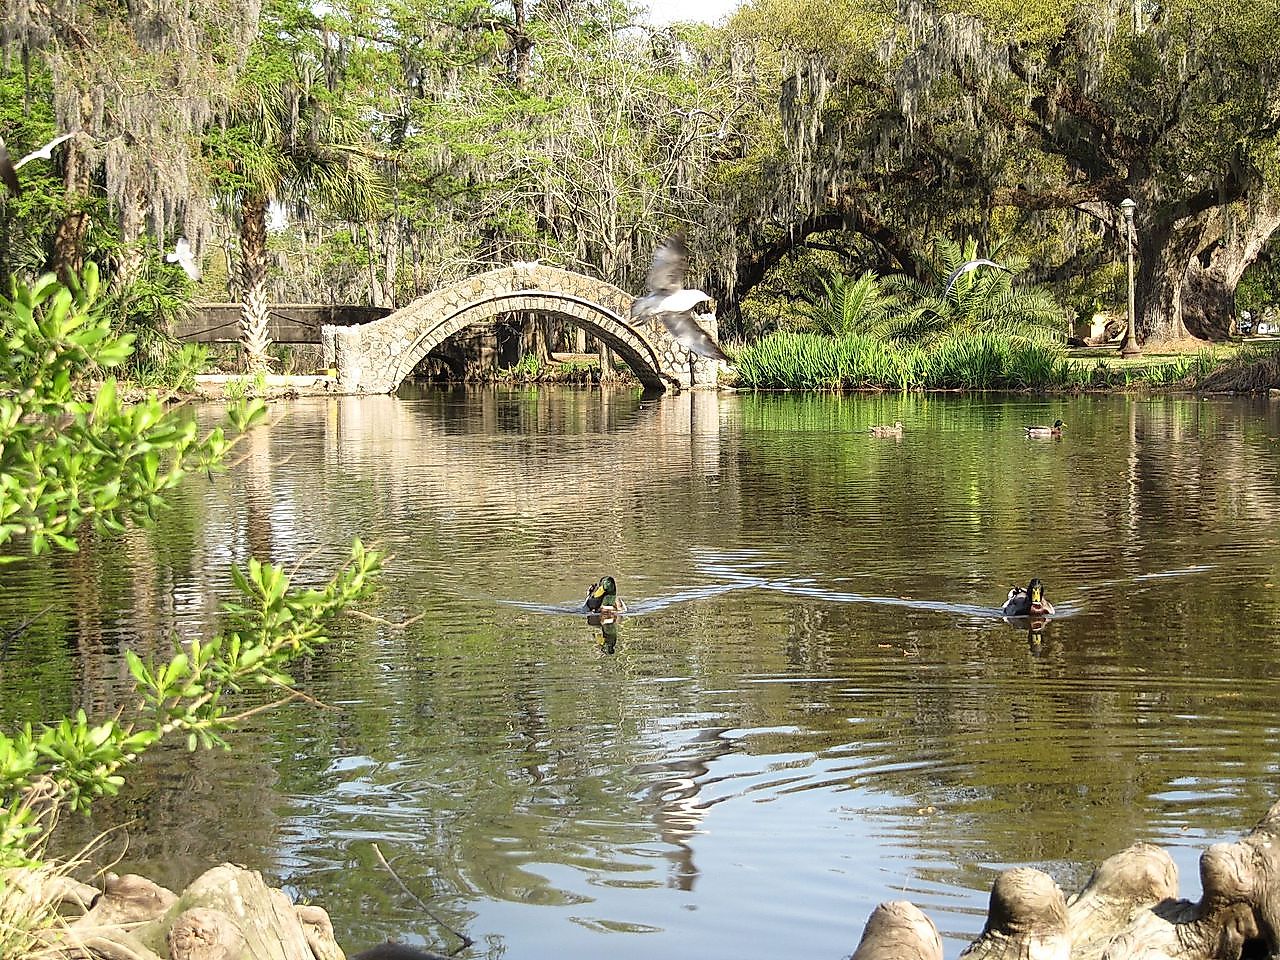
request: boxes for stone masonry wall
[322,264,725,393]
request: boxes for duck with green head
[583,575,626,615]
[1002,578,1055,617]
[1025,419,1064,438]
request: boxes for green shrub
[1008,342,1062,390]
[0,266,382,873]
[734,331,914,390]
[735,329,1074,391]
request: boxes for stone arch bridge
[321,263,725,393]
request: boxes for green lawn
[1064,340,1280,368]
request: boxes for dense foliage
[733,329,1225,391]
[1,0,1278,364]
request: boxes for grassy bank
[730,331,1274,392]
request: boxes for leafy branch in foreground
[0,540,382,867]
[0,267,385,873]
[0,262,266,561]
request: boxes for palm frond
[802,269,893,336]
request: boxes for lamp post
[1119,197,1141,358]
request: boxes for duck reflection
[584,575,625,653]
[587,611,619,654]
[1003,613,1050,651]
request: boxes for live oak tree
[0,0,259,285]
[886,0,1280,342]
[717,0,1280,343]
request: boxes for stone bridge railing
[321,263,725,393]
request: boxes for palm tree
[209,6,382,371]
[800,269,894,336]
[878,237,1064,347]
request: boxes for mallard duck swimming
[583,575,626,616]
[1025,419,1064,438]
[870,421,904,438]
[1001,578,1055,617]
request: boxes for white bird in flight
[165,237,200,281]
[942,257,1011,298]
[15,133,75,169]
[0,133,76,197]
[632,234,730,363]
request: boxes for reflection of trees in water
[629,726,732,891]
[243,427,275,563]
[8,391,1280,943]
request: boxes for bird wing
[658,288,710,314]
[659,312,731,362]
[942,258,1010,298]
[644,235,689,296]
[1002,587,1028,613]
[166,238,200,280]
[15,133,74,169]
[0,137,22,197]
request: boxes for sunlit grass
[734,333,1260,392]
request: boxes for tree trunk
[383,219,399,307]
[51,212,91,287]
[50,139,93,286]
[518,311,550,363]
[1135,212,1200,343]
[239,192,273,371]
[410,229,423,298]
[111,185,147,295]
[1181,189,1280,339]
[598,340,616,381]
[365,221,384,307]
[510,0,532,89]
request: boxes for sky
[646,0,741,25]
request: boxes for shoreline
[181,373,1280,400]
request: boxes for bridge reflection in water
[328,388,724,495]
[12,391,1280,959]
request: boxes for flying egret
[14,133,75,169]
[632,234,730,363]
[165,237,201,281]
[0,133,76,197]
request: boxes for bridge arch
[322,264,723,393]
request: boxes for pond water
[4,386,1280,959]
